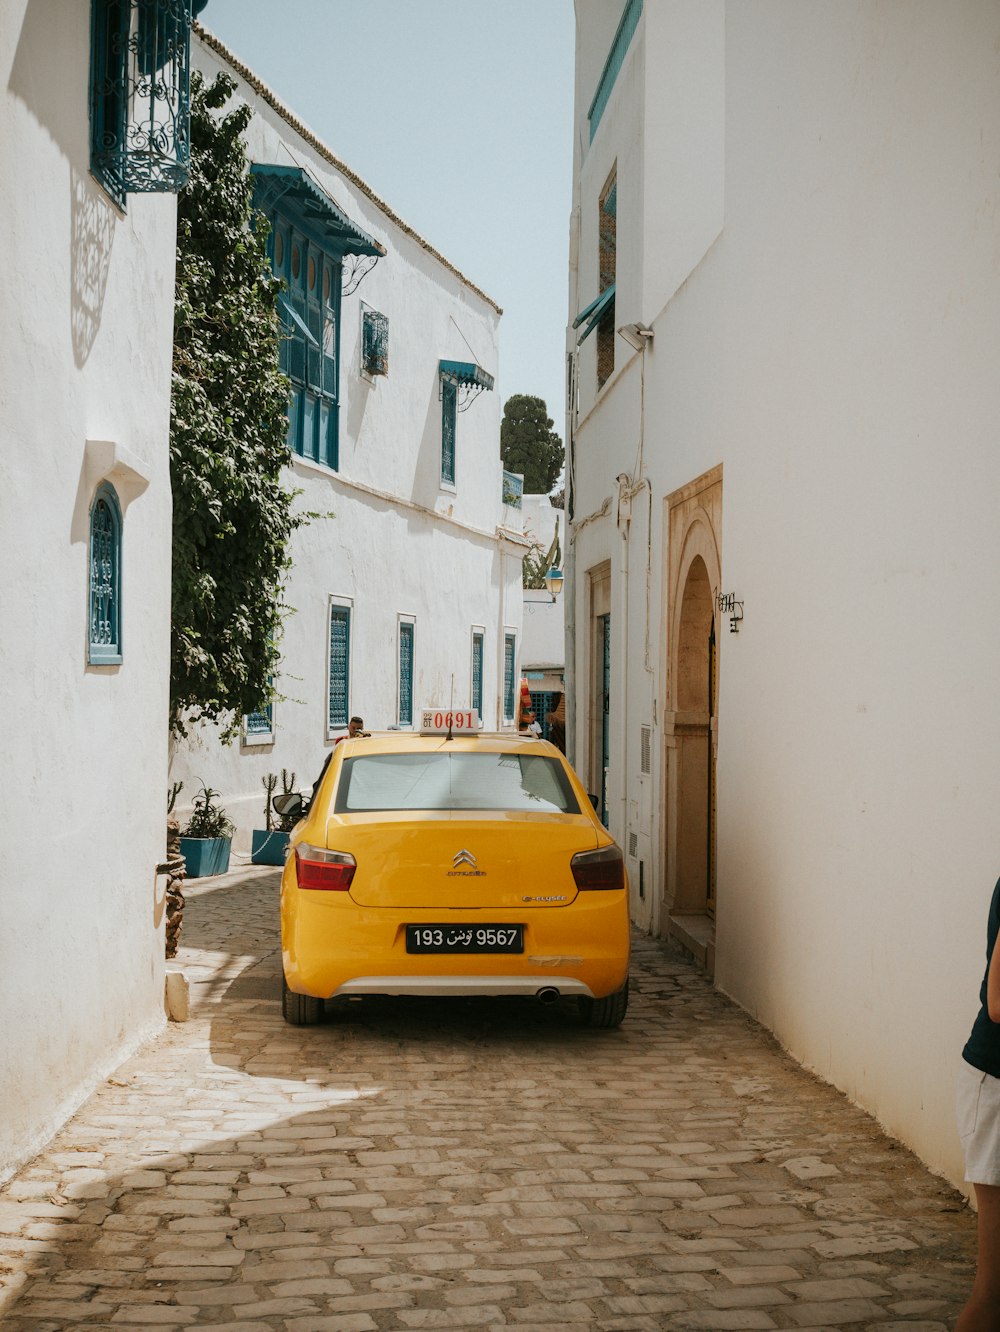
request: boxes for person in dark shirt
[308,717,366,810]
[956,876,1000,1330]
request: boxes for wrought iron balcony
[90,0,204,201]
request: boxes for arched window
[89,483,122,664]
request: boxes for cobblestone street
[0,865,977,1330]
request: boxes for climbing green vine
[169,72,305,739]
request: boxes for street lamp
[544,566,564,603]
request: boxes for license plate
[406,924,523,954]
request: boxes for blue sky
[200,0,576,437]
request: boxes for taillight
[294,843,356,891]
[571,843,625,891]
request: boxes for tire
[282,973,324,1026]
[579,979,629,1029]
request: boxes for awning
[439,360,495,392]
[573,284,616,344]
[250,164,386,259]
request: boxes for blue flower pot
[251,829,290,866]
[179,836,231,878]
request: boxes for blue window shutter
[328,606,350,729]
[89,483,123,664]
[441,381,456,484]
[503,634,516,723]
[471,632,484,716]
[268,221,341,470]
[398,622,414,726]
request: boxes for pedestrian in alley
[308,716,367,809]
[955,875,1000,1330]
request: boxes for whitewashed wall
[520,498,565,676]
[569,0,1000,1187]
[173,33,522,843]
[0,1,175,1181]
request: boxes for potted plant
[251,769,299,865]
[179,781,235,878]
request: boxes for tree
[170,72,306,739]
[500,394,564,495]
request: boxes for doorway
[662,467,722,967]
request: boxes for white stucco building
[0,0,197,1180]
[568,0,1000,1188]
[171,28,526,843]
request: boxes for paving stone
[0,866,978,1330]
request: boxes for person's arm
[987,926,1000,1022]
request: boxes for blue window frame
[244,679,274,743]
[328,603,351,731]
[441,379,457,485]
[88,483,123,664]
[398,620,414,727]
[503,633,517,724]
[587,0,643,143]
[471,630,484,718]
[253,165,383,474]
[270,220,342,469]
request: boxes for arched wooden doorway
[673,554,717,916]
[663,468,722,959]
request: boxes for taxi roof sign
[420,708,480,735]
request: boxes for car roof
[337,731,559,757]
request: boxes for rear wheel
[282,973,324,1026]
[579,979,629,1029]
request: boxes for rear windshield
[335,751,581,814]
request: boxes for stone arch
[663,471,722,961]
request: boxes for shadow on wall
[8,0,116,368]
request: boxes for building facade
[170,29,526,842]
[0,0,202,1180]
[568,0,1000,1186]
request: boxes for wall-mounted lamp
[717,591,744,633]
[544,566,564,603]
[616,322,654,352]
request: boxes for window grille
[90,0,200,205]
[587,0,643,143]
[529,690,557,744]
[471,632,484,717]
[362,309,389,377]
[502,470,524,508]
[441,380,457,485]
[640,724,652,775]
[89,483,123,664]
[398,621,414,727]
[245,680,274,742]
[328,604,351,730]
[503,634,516,723]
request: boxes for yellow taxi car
[276,714,630,1029]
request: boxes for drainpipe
[564,345,580,766]
[615,471,632,842]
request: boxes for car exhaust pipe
[536,987,560,1005]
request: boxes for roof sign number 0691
[420,709,479,733]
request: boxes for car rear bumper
[281,883,630,1001]
[330,974,596,998]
